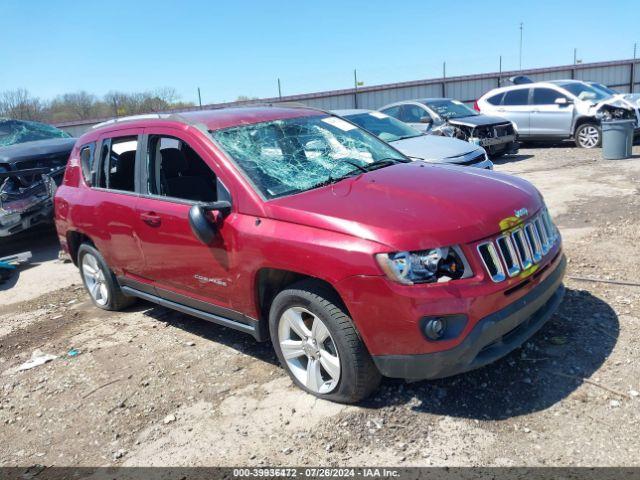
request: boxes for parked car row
[54,106,566,403]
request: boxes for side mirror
[419,116,434,125]
[554,97,572,106]
[188,201,231,244]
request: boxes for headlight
[375,246,471,285]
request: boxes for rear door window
[400,104,428,122]
[503,89,530,106]
[379,105,401,119]
[96,136,139,192]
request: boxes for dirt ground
[1,145,639,468]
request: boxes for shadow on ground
[137,301,279,367]
[129,286,616,422]
[491,153,535,166]
[0,224,61,290]
[359,288,618,420]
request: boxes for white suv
[476,80,638,148]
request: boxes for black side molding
[121,286,266,341]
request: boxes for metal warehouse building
[56,58,640,137]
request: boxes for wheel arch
[66,230,95,266]
[572,115,599,136]
[254,268,349,333]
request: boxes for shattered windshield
[0,119,71,147]
[211,114,407,199]
[424,100,478,119]
[558,82,610,102]
[344,112,423,143]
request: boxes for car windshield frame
[422,99,479,120]
[344,112,423,143]
[209,114,409,200]
[0,119,71,147]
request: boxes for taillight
[473,100,480,111]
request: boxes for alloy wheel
[81,253,109,306]
[278,306,341,394]
[578,126,599,148]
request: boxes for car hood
[390,135,480,162]
[0,138,76,163]
[447,115,511,128]
[266,162,543,251]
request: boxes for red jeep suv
[55,107,565,403]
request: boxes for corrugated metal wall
[56,58,639,135]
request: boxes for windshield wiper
[303,158,405,192]
[361,157,407,171]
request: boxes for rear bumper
[372,254,566,380]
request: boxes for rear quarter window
[79,143,96,186]
[486,92,505,105]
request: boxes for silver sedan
[333,109,493,169]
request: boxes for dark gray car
[0,119,75,237]
[379,98,519,157]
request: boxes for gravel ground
[0,145,639,467]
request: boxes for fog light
[424,318,445,340]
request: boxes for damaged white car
[476,79,639,148]
[0,119,75,237]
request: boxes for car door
[529,87,574,136]
[496,88,531,136]
[89,129,147,282]
[134,126,240,314]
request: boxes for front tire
[269,281,381,403]
[78,244,136,311]
[575,123,601,148]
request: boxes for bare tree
[50,91,97,120]
[0,89,45,121]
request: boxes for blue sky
[1,0,638,104]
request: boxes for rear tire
[575,123,601,148]
[78,244,136,311]
[269,280,381,403]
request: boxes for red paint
[55,107,563,357]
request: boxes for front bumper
[0,198,53,237]
[372,254,566,380]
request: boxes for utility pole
[499,55,502,86]
[353,69,358,108]
[632,43,637,93]
[197,87,202,109]
[519,22,524,70]
[573,48,577,65]
[442,61,446,97]
[277,78,282,100]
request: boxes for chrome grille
[477,209,559,282]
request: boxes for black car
[0,119,75,237]
[379,98,519,158]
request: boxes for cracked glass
[0,119,71,147]
[210,114,406,199]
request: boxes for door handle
[140,212,161,227]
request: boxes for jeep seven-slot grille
[477,209,559,282]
